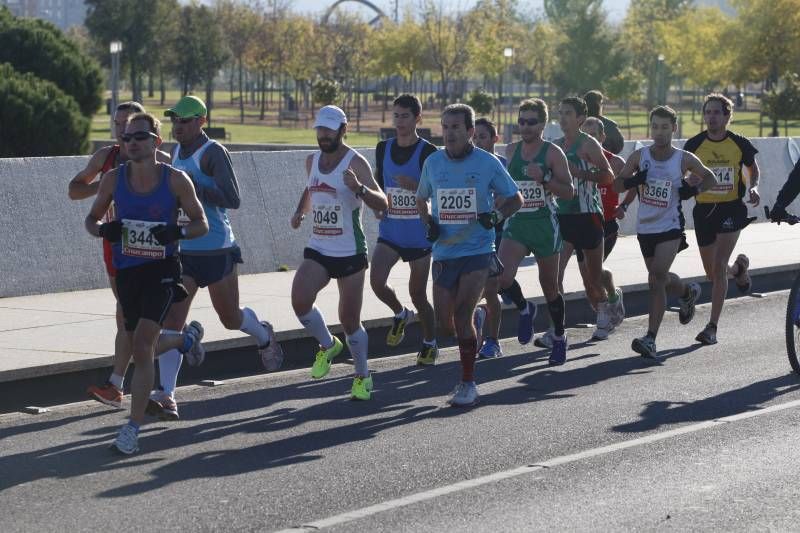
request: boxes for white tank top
[637,146,685,234]
[306,149,367,257]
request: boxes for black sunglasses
[170,116,197,124]
[518,118,540,126]
[121,131,158,143]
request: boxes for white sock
[423,339,437,347]
[240,307,269,346]
[346,326,369,376]
[395,308,407,319]
[109,373,124,389]
[297,307,334,348]
[159,347,183,397]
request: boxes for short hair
[116,101,145,113]
[649,105,677,125]
[518,98,549,123]
[126,112,161,136]
[561,97,587,117]
[393,94,422,117]
[583,116,605,135]
[442,103,475,130]
[475,117,497,138]
[702,93,733,116]
[583,90,603,117]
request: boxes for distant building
[1,0,86,30]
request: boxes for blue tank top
[112,163,179,270]
[172,140,236,252]
[378,138,430,249]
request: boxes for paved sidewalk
[1,223,798,382]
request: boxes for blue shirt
[417,147,519,260]
[378,138,431,249]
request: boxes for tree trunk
[206,79,214,126]
[238,57,244,124]
[260,70,266,120]
[159,69,165,105]
[148,71,154,98]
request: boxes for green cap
[164,95,207,118]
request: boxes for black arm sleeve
[375,140,386,190]
[601,117,624,155]
[776,159,800,208]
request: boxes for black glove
[98,221,122,242]
[477,211,503,229]
[149,224,183,245]
[623,168,648,190]
[770,203,788,222]
[425,220,440,242]
[678,182,699,200]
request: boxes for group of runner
[73,90,761,454]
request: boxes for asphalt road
[3,291,800,532]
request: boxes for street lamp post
[657,53,665,106]
[503,47,514,143]
[109,40,123,136]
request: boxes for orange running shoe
[87,382,123,409]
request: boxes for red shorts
[103,238,117,277]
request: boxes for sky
[288,0,632,22]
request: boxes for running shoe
[695,323,718,345]
[549,333,568,366]
[110,423,139,455]
[592,301,613,340]
[517,301,536,345]
[350,375,373,401]
[733,254,751,293]
[258,321,284,371]
[146,390,179,421]
[87,382,123,409]
[678,282,702,325]
[473,305,487,348]
[182,320,205,366]
[534,327,555,349]
[447,381,479,407]
[632,335,658,359]
[611,287,625,327]
[416,343,438,366]
[478,337,503,359]
[311,337,344,379]
[386,308,415,347]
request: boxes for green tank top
[507,140,557,220]
[556,131,602,215]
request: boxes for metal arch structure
[322,0,388,27]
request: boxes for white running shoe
[592,301,613,340]
[632,335,659,359]
[259,321,284,371]
[611,287,625,327]
[183,321,205,366]
[534,327,555,349]
[447,381,479,407]
[110,423,139,455]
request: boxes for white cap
[313,105,347,130]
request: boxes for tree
[312,79,342,106]
[0,63,90,157]
[216,0,260,124]
[605,66,644,138]
[513,19,558,99]
[467,88,494,115]
[0,13,102,116]
[421,1,472,106]
[762,74,800,137]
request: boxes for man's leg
[497,237,536,344]
[155,277,199,410]
[644,239,681,336]
[701,230,740,326]
[129,318,162,426]
[557,242,574,296]
[369,242,403,315]
[337,270,372,399]
[293,259,342,379]
[408,254,435,343]
[538,254,567,361]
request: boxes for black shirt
[375,137,439,189]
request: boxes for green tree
[467,88,494,115]
[605,66,644,137]
[312,79,342,106]
[0,63,90,156]
[421,1,472,106]
[0,13,102,116]
[762,74,800,137]
[216,0,260,124]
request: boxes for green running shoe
[310,337,344,379]
[351,375,373,400]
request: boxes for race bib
[176,207,190,227]
[708,167,735,195]
[121,219,166,259]
[386,187,418,219]
[641,179,672,208]
[437,187,476,224]
[518,180,546,212]
[312,203,343,236]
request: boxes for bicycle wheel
[785,270,800,375]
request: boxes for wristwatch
[355,184,367,198]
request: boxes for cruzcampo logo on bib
[121,219,166,259]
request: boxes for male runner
[291,105,388,400]
[417,103,522,406]
[683,93,759,345]
[370,94,438,365]
[584,90,624,154]
[554,97,616,341]
[615,106,717,359]
[85,112,208,454]
[152,95,283,420]
[69,101,172,408]
[473,117,509,265]
[481,99,574,365]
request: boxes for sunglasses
[170,116,197,124]
[121,131,158,143]
[518,118,540,126]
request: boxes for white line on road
[276,397,800,532]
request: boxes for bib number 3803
[437,187,476,224]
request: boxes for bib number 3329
[438,187,476,224]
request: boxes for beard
[318,134,342,153]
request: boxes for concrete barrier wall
[1,138,798,298]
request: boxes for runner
[481,99,574,365]
[614,105,717,359]
[416,103,522,406]
[84,112,208,454]
[69,101,171,408]
[473,117,508,251]
[554,97,617,341]
[683,93,760,345]
[291,105,388,400]
[584,90,625,154]
[370,94,438,366]
[152,95,283,420]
